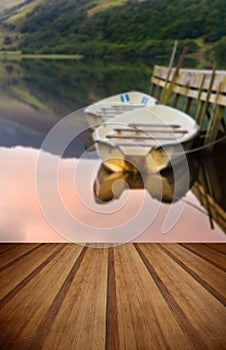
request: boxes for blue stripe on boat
[120,94,124,102]
[120,93,130,102]
[141,96,148,105]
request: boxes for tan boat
[93,105,200,173]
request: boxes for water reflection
[191,153,226,233]
[0,58,225,240]
[0,146,225,242]
[0,59,155,117]
[93,149,226,234]
[0,59,157,155]
[93,155,199,204]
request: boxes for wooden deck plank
[105,248,120,350]
[0,244,83,350]
[32,247,108,350]
[0,243,225,350]
[0,243,41,271]
[0,243,62,300]
[0,244,20,254]
[114,244,195,350]
[160,244,226,304]
[206,243,226,254]
[136,244,226,349]
[180,243,226,271]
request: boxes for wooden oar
[197,65,216,127]
[160,40,178,103]
[161,46,188,105]
[110,142,157,148]
[106,135,179,140]
[113,128,188,134]
[128,123,181,128]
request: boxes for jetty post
[151,66,226,148]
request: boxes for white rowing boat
[85,91,158,127]
[93,105,200,173]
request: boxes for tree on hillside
[4,36,12,45]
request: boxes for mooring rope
[170,134,226,156]
[179,197,209,216]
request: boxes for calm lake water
[0,58,225,242]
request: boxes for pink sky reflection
[0,147,225,242]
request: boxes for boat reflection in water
[93,146,226,233]
[93,155,199,204]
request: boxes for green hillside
[1,0,226,62]
[0,0,27,14]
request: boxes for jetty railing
[150,66,226,146]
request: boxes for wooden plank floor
[0,243,225,350]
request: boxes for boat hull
[93,105,200,173]
[96,138,197,174]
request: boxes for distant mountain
[1,0,226,61]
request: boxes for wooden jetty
[150,64,226,231]
[151,66,226,147]
[0,243,225,349]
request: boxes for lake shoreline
[0,50,216,69]
[0,51,83,60]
